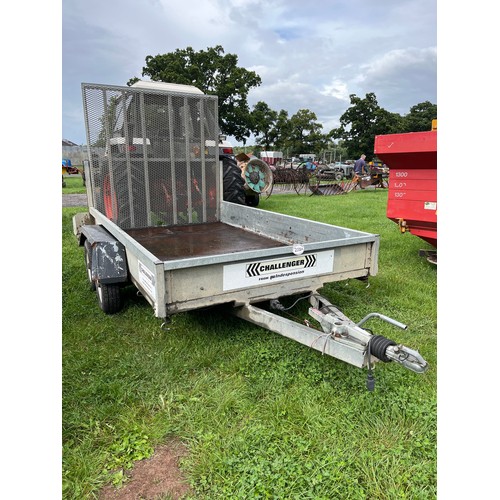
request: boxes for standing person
[354,154,368,176]
[305,157,316,172]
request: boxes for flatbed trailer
[73,81,427,389]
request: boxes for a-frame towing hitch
[233,293,428,391]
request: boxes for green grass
[62,175,86,194]
[62,189,436,499]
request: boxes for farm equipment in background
[374,120,437,263]
[354,164,390,189]
[257,154,389,197]
[260,151,283,167]
[308,163,389,196]
[62,158,80,175]
[62,158,85,188]
[234,152,273,207]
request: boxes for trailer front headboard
[81,82,220,229]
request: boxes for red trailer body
[374,128,437,248]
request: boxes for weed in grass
[105,425,154,485]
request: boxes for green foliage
[133,45,262,143]
[250,101,279,149]
[330,94,436,160]
[401,101,437,132]
[250,107,327,156]
[241,93,435,160]
[62,191,436,499]
[331,93,399,160]
[106,426,154,485]
[285,109,326,154]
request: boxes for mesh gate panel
[82,83,220,229]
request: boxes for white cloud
[360,47,437,80]
[320,79,350,102]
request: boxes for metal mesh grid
[82,83,220,229]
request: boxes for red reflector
[222,147,233,154]
[127,145,137,152]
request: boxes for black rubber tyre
[245,193,260,207]
[334,171,343,181]
[96,282,123,314]
[84,239,96,291]
[221,154,245,205]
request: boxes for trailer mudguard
[79,225,128,284]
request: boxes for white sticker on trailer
[138,261,156,296]
[223,251,334,291]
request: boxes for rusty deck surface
[126,222,286,261]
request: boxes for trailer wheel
[84,240,96,291]
[245,193,259,207]
[96,282,122,314]
[221,154,245,205]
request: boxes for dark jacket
[354,158,366,175]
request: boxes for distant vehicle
[260,151,283,167]
[278,158,301,169]
[298,153,316,162]
[369,159,384,169]
[62,158,81,187]
[62,158,80,175]
[219,136,234,158]
[319,162,354,180]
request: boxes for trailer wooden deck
[126,222,286,262]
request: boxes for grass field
[62,188,437,499]
[62,175,86,193]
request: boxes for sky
[62,0,437,146]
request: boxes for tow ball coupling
[308,295,428,375]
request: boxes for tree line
[128,45,437,161]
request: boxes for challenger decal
[246,254,316,277]
[223,251,334,291]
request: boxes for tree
[285,109,324,155]
[331,93,437,159]
[273,110,292,152]
[129,45,262,143]
[331,93,404,160]
[402,101,437,132]
[250,101,278,150]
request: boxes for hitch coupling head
[384,344,428,373]
[368,335,427,373]
[368,334,428,374]
[357,314,428,374]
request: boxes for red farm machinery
[374,120,437,263]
